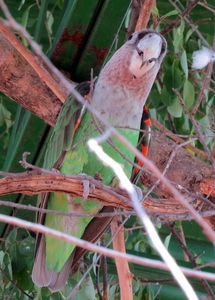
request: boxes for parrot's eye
[148,58,156,63]
[128,34,133,40]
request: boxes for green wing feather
[43,81,90,170]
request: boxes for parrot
[32,28,167,292]
[131,104,152,183]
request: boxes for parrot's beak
[139,56,156,69]
[137,34,162,69]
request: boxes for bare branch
[111,216,133,300]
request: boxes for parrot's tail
[32,234,74,292]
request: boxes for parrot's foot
[51,168,60,173]
[94,172,103,182]
[79,173,95,201]
[83,179,90,200]
[132,184,143,202]
[110,176,120,188]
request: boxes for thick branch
[135,0,156,30]
[142,131,215,228]
[0,170,184,213]
[0,20,75,126]
[0,166,214,218]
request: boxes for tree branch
[111,216,133,300]
[0,19,75,126]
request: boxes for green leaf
[18,0,26,10]
[58,0,64,9]
[3,133,10,150]
[21,4,36,29]
[172,63,183,89]
[81,275,95,300]
[197,115,213,145]
[50,292,64,299]
[163,10,178,18]
[160,87,174,106]
[46,10,54,35]
[183,80,195,109]
[152,6,159,16]
[13,266,34,290]
[167,97,183,118]
[173,19,185,50]
[0,101,13,130]
[9,244,26,272]
[125,8,132,28]
[206,97,214,115]
[18,235,35,256]
[132,278,140,294]
[109,285,117,300]
[0,102,4,126]
[185,27,195,43]
[180,50,188,79]
[134,240,145,252]
[0,251,4,266]
[163,63,183,97]
[21,4,36,46]
[5,228,17,250]
[3,253,13,279]
[164,233,172,249]
[41,287,52,297]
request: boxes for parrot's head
[99,29,166,85]
[127,29,167,78]
[97,28,167,102]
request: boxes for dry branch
[0,156,214,219]
[0,169,184,214]
[0,20,75,126]
[111,217,133,300]
[135,0,156,31]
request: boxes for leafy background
[0,0,215,299]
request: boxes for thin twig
[100,235,108,300]
[161,0,200,36]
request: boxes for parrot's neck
[92,46,160,128]
[91,83,141,128]
[92,69,159,128]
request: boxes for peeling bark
[0,21,75,126]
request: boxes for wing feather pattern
[43,82,90,170]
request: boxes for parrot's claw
[94,172,103,182]
[51,168,60,173]
[132,184,143,202]
[79,173,95,201]
[82,180,90,201]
